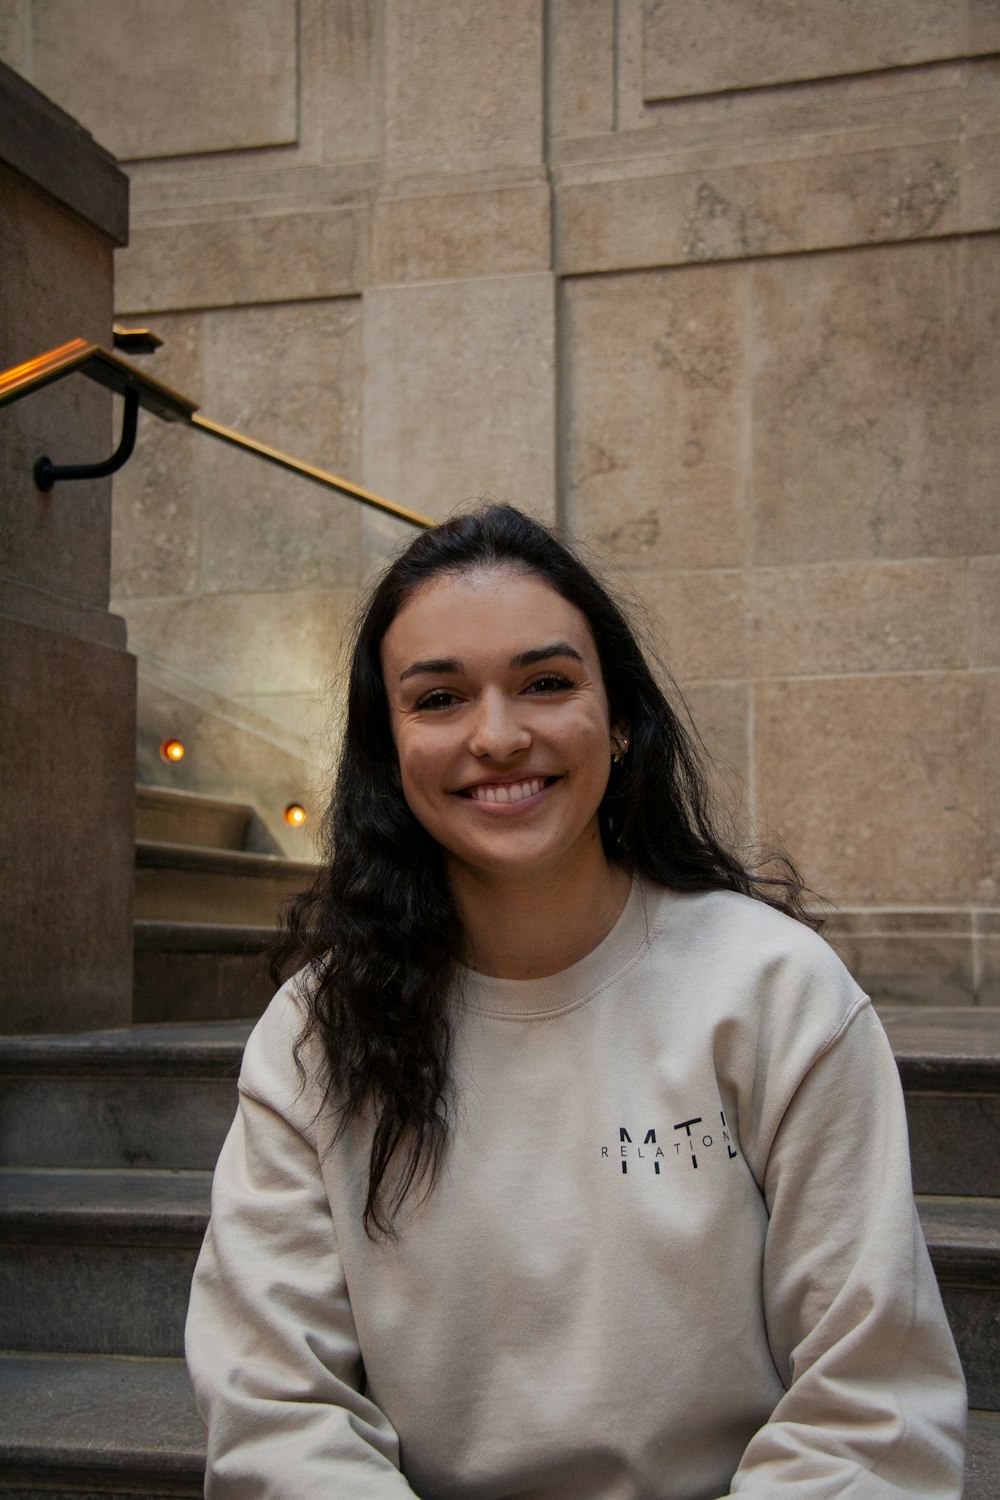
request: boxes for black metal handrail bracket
[0,338,433,529]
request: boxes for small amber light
[284,803,307,827]
[160,738,185,763]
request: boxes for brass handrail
[0,338,434,529]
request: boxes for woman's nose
[468,691,531,759]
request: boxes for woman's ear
[610,724,631,764]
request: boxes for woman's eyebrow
[511,642,584,669]
[398,642,584,683]
[399,657,461,682]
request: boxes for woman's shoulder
[640,879,867,1037]
[237,969,326,1118]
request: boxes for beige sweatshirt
[186,878,966,1498]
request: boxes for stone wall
[2,1,996,1000]
[0,59,134,1032]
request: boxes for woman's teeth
[469,777,546,804]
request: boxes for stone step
[133,920,276,1024]
[135,784,255,853]
[917,1195,1000,1410]
[0,1352,204,1497]
[881,1006,1000,1197]
[2,1008,999,1179]
[0,1362,994,1500]
[0,1020,252,1171]
[967,1410,1000,1500]
[0,1169,210,1358]
[134,839,316,925]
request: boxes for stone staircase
[0,792,997,1494]
[133,784,314,1024]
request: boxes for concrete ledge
[0,59,127,245]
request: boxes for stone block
[750,561,969,678]
[636,570,748,683]
[966,128,1000,232]
[641,0,965,102]
[558,139,964,275]
[122,589,353,701]
[975,910,1000,1006]
[563,264,746,571]
[362,274,556,521]
[26,0,298,160]
[372,183,550,284]
[749,238,1000,566]
[0,6,27,70]
[754,674,991,908]
[0,617,135,1034]
[970,558,1000,668]
[317,0,382,164]
[384,0,542,176]
[970,0,1000,50]
[550,0,615,139]
[112,300,365,599]
[115,206,367,314]
[110,312,203,600]
[0,163,114,610]
[827,931,975,1007]
[198,299,364,593]
[680,680,751,837]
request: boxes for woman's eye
[525,673,573,695]
[415,689,460,711]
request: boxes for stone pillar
[0,60,135,1034]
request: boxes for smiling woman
[185,504,966,1500]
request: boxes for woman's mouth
[462,776,552,805]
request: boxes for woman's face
[380,566,620,886]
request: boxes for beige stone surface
[636,570,748,682]
[110,312,202,600]
[550,0,614,139]
[0,616,135,1033]
[362,274,556,521]
[0,163,114,609]
[970,0,1000,50]
[985,672,1000,908]
[198,299,364,593]
[384,0,542,176]
[115,207,367,314]
[121,588,355,700]
[558,140,966,275]
[826,931,975,1006]
[234,690,334,756]
[749,237,1000,566]
[25,0,298,160]
[113,299,365,599]
[317,0,382,164]
[372,183,550,284]
[563,264,746,571]
[680,680,751,834]
[750,561,970,677]
[0,1,28,70]
[641,0,966,102]
[755,674,992,907]
[970,558,1000,667]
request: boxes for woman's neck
[450,853,632,981]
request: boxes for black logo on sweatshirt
[601,1111,739,1174]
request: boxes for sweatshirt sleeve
[184,994,418,1499]
[723,998,966,1499]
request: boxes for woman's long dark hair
[271,503,816,1236]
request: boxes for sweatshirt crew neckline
[458,874,658,1019]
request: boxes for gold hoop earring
[611,735,629,764]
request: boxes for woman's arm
[185,997,418,1499]
[724,1000,966,1498]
